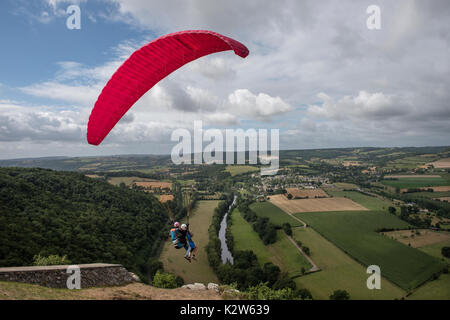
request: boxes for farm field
[225,165,259,176]
[384,229,450,248]
[436,197,450,202]
[426,186,450,192]
[269,194,367,214]
[418,240,450,262]
[381,176,449,189]
[293,228,405,300]
[384,175,442,179]
[134,181,172,190]
[407,274,450,300]
[267,231,312,276]
[230,209,311,276]
[384,155,439,170]
[427,158,450,169]
[107,176,152,186]
[230,208,273,266]
[285,188,328,199]
[326,190,395,211]
[294,210,446,290]
[400,191,450,199]
[332,182,358,190]
[160,201,219,284]
[158,195,174,203]
[249,201,303,227]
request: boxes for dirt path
[284,232,320,273]
[288,213,307,227]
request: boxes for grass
[384,155,439,170]
[159,200,220,284]
[407,274,450,300]
[0,282,222,300]
[0,281,90,300]
[267,231,311,276]
[400,191,450,199]
[418,240,450,263]
[230,209,311,276]
[326,190,394,211]
[381,177,448,189]
[294,210,446,291]
[332,182,358,190]
[230,208,272,266]
[249,202,303,227]
[292,228,406,300]
[107,176,151,186]
[225,165,259,176]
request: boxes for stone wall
[0,263,135,289]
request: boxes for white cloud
[4,0,450,157]
[306,91,404,121]
[228,89,294,121]
[20,82,100,106]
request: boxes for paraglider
[87,30,249,145]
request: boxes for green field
[326,190,394,211]
[381,177,449,189]
[250,202,303,227]
[231,208,272,266]
[231,209,311,276]
[332,182,359,190]
[418,240,450,263]
[159,201,219,284]
[401,191,450,199]
[294,210,446,291]
[384,155,439,170]
[293,228,406,300]
[225,165,259,176]
[268,231,311,276]
[407,273,450,300]
[107,176,150,186]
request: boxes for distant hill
[1,146,449,172]
[0,168,168,280]
[0,155,172,172]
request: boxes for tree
[272,272,296,290]
[287,193,293,200]
[388,206,396,215]
[148,258,164,280]
[329,289,350,300]
[302,246,310,256]
[152,271,179,289]
[295,288,313,300]
[33,254,70,266]
[442,247,450,258]
[263,262,281,287]
[282,223,292,236]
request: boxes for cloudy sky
[0,0,449,159]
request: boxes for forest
[0,168,168,281]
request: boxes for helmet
[181,224,187,230]
[174,221,180,228]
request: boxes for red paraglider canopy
[87,30,249,145]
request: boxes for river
[218,195,237,264]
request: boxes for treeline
[237,200,277,245]
[164,183,198,223]
[96,170,167,181]
[378,190,450,221]
[0,168,168,282]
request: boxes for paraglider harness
[170,224,190,249]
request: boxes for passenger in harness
[169,222,197,262]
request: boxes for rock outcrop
[0,264,136,289]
